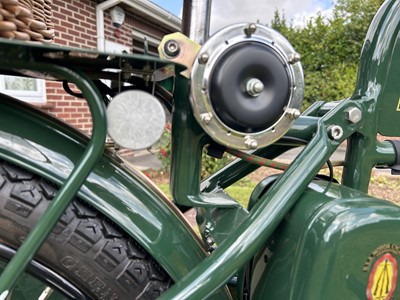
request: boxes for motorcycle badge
[366,253,398,300]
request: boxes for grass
[154,167,400,207]
[158,178,256,208]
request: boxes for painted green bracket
[170,75,241,208]
[0,60,107,294]
[170,75,249,247]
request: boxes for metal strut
[0,59,107,295]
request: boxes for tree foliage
[270,0,384,109]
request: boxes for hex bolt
[328,125,344,140]
[206,236,215,246]
[288,52,301,64]
[244,23,257,37]
[246,78,264,97]
[199,53,209,64]
[287,108,301,119]
[346,107,362,124]
[163,39,180,57]
[201,113,212,124]
[245,138,258,149]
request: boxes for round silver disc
[107,90,166,150]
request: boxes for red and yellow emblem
[367,253,398,300]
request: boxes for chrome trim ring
[190,23,304,150]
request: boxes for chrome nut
[346,107,362,124]
[328,125,344,140]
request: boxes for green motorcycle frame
[0,0,399,299]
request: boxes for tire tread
[0,160,171,299]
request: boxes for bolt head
[244,23,257,36]
[246,78,264,97]
[287,108,301,119]
[328,125,344,140]
[206,236,215,246]
[346,107,362,124]
[245,138,258,149]
[288,52,301,64]
[164,40,180,57]
[199,53,209,64]
[201,113,212,124]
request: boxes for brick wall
[39,0,172,134]
[52,0,97,49]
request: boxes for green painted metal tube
[342,0,400,190]
[342,136,396,191]
[0,64,107,294]
[159,121,335,299]
[354,0,400,137]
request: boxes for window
[0,75,46,103]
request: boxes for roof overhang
[96,0,181,51]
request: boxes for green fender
[251,180,400,299]
[0,95,230,298]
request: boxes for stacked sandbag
[0,0,54,43]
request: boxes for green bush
[157,123,233,179]
[270,0,384,109]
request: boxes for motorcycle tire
[0,160,171,299]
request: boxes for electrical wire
[225,147,343,174]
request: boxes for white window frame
[0,75,46,103]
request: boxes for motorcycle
[0,0,399,299]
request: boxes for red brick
[50,108,63,113]
[60,8,73,17]
[57,101,71,106]
[87,41,97,48]
[59,20,70,29]
[55,38,67,45]
[80,33,92,41]
[46,89,56,94]
[68,42,80,48]
[85,29,96,36]
[64,107,77,112]
[64,95,77,101]
[67,29,80,37]
[75,1,85,10]
[57,113,70,119]
[71,113,83,117]
[46,82,61,88]
[60,33,74,41]
[73,24,86,32]
[53,0,66,8]
[69,4,79,13]
[53,12,67,21]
